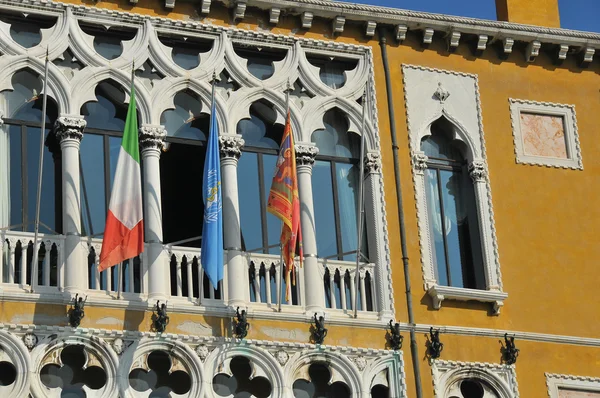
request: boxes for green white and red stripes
[99,83,144,271]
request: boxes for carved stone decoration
[139,125,166,151]
[364,152,382,174]
[295,144,319,167]
[23,332,38,351]
[54,116,86,142]
[433,82,450,103]
[468,160,487,182]
[412,152,428,175]
[274,350,289,366]
[301,11,314,29]
[395,25,408,41]
[269,7,281,24]
[111,338,126,355]
[352,355,367,371]
[219,135,245,160]
[195,344,210,361]
[503,37,515,54]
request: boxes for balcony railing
[1,230,64,292]
[2,231,378,317]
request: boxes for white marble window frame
[546,373,600,398]
[402,64,507,314]
[431,360,519,398]
[509,99,583,170]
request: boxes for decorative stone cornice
[295,144,319,166]
[468,160,488,183]
[364,152,381,174]
[139,125,166,151]
[219,135,245,160]
[412,153,428,175]
[54,116,86,143]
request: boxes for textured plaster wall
[496,0,561,27]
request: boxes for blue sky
[339,0,600,33]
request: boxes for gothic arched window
[1,69,60,235]
[421,118,485,290]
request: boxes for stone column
[295,144,325,314]
[363,151,393,318]
[219,135,246,308]
[54,116,86,294]
[139,125,167,302]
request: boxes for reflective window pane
[312,161,337,259]
[312,109,360,158]
[26,127,56,233]
[9,21,41,48]
[440,169,467,288]
[425,168,449,286]
[238,153,263,252]
[161,91,208,141]
[8,126,22,229]
[80,134,106,237]
[263,154,281,255]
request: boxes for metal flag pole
[278,80,292,312]
[30,49,50,293]
[117,61,136,301]
[353,83,368,319]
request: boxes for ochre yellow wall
[496,0,561,27]
[8,1,600,397]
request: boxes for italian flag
[99,82,144,271]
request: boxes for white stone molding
[363,353,406,398]
[431,360,519,398]
[298,48,369,100]
[301,12,314,29]
[365,21,377,37]
[395,25,408,42]
[402,64,505,312]
[201,0,212,14]
[503,37,515,54]
[509,99,583,170]
[29,333,119,398]
[234,0,248,20]
[119,338,205,398]
[270,7,282,24]
[581,47,595,64]
[0,55,71,114]
[557,44,569,61]
[525,40,541,62]
[423,28,434,45]
[333,16,346,34]
[448,30,461,51]
[284,350,363,397]
[477,34,489,52]
[206,343,284,397]
[546,373,600,398]
[0,330,31,398]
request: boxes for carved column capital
[54,116,86,143]
[364,152,381,174]
[412,152,428,175]
[468,160,488,182]
[139,125,167,152]
[295,144,319,167]
[219,135,245,160]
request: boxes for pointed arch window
[1,69,60,235]
[421,118,485,290]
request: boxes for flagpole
[30,49,50,293]
[278,81,292,312]
[353,84,368,319]
[205,70,217,306]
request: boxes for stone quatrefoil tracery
[213,356,272,398]
[40,345,107,397]
[129,350,192,396]
[293,362,351,397]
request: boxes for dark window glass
[0,14,56,48]
[160,90,208,247]
[421,118,485,289]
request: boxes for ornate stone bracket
[54,116,86,142]
[433,82,450,103]
[364,152,381,174]
[468,160,488,183]
[139,125,166,151]
[295,144,319,167]
[219,135,245,160]
[412,152,428,175]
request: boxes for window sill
[427,285,508,315]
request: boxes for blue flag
[201,97,223,288]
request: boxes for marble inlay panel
[559,389,600,397]
[520,112,567,158]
